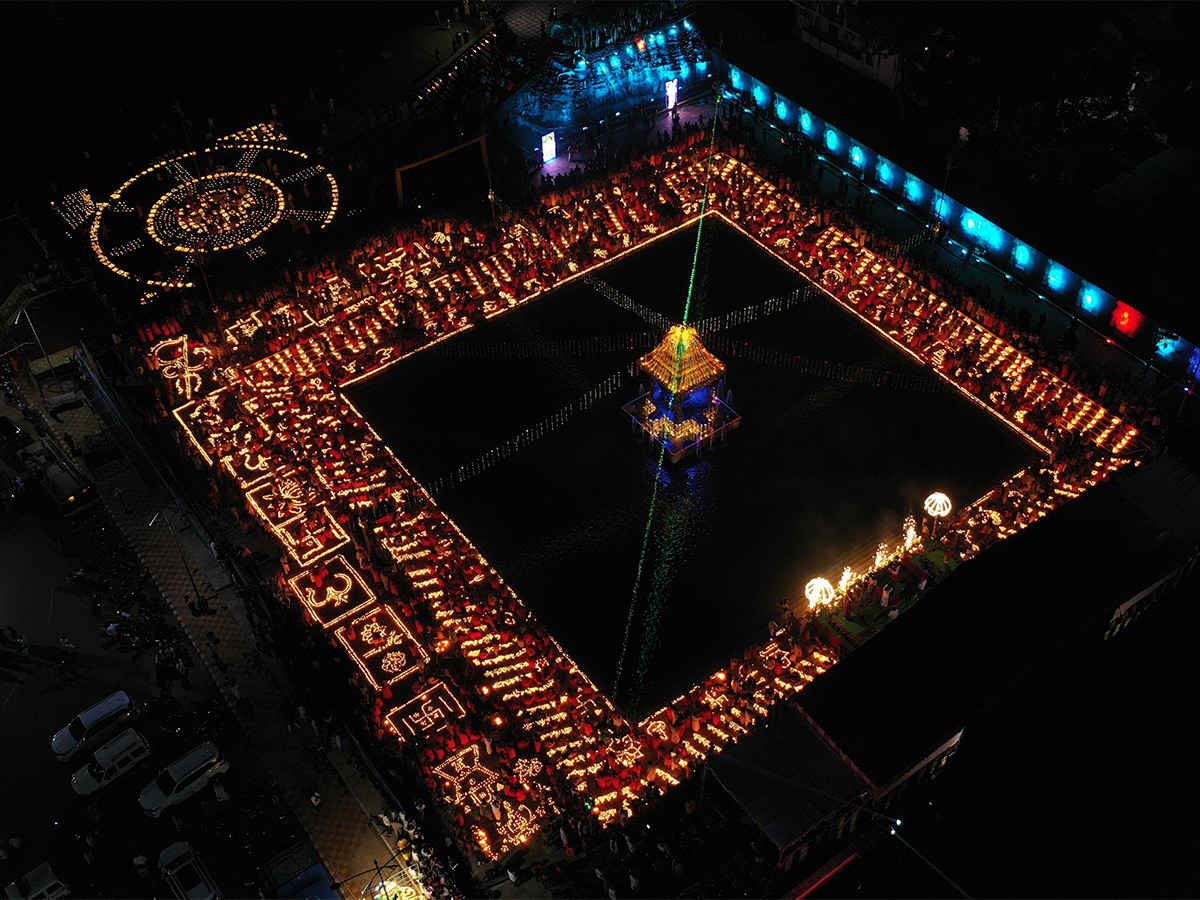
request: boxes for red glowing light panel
[220,445,276,488]
[276,506,350,568]
[1111,301,1145,337]
[334,605,430,690]
[246,469,313,529]
[384,681,467,741]
[287,554,378,630]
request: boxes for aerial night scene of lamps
[147,119,1146,867]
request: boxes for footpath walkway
[30,378,426,900]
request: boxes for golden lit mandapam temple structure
[622,324,741,462]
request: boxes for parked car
[139,741,229,818]
[51,690,138,761]
[4,862,70,899]
[0,415,32,452]
[262,842,338,900]
[70,728,152,795]
[158,842,222,900]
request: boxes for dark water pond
[348,220,1038,713]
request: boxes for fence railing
[425,365,633,495]
[705,335,953,394]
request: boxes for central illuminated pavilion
[622,324,741,462]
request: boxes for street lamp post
[148,506,205,604]
[862,808,972,899]
[14,304,69,397]
[935,126,968,241]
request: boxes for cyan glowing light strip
[724,62,1198,376]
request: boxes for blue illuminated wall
[1077,282,1115,319]
[904,173,930,209]
[960,208,1008,256]
[721,62,1200,379]
[823,126,842,154]
[1010,241,1036,273]
[875,157,897,189]
[773,93,793,126]
[651,381,714,423]
[932,191,956,225]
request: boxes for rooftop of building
[639,324,726,393]
[796,455,1200,787]
[708,704,874,852]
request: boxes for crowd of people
[512,8,707,135]
[139,89,1165,883]
[549,1,687,54]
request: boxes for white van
[70,728,152,795]
[51,691,138,761]
[139,741,230,818]
[158,842,223,900]
[4,862,70,899]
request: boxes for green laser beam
[682,93,723,328]
[613,98,724,701]
[629,474,696,717]
[612,442,668,699]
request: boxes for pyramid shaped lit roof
[638,325,725,393]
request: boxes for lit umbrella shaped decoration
[804,578,836,610]
[923,492,953,537]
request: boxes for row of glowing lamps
[153,146,1136,856]
[715,159,1137,459]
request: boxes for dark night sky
[1,2,441,211]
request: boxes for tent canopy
[709,705,872,851]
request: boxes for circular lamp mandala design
[146,172,286,253]
[89,129,338,291]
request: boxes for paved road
[1,369,430,898]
